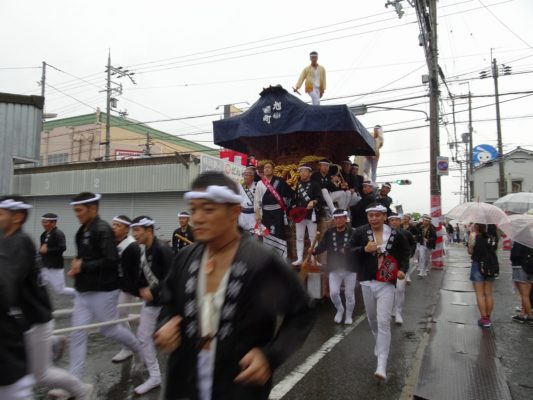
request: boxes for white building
[472,146,533,203]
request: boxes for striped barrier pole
[431,194,444,269]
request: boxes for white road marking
[269,314,366,400]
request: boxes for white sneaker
[111,348,133,363]
[334,309,344,324]
[406,276,412,283]
[291,259,303,266]
[134,376,162,395]
[395,313,404,325]
[344,316,353,325]
[47,388,71,400]
[78,384,95,400]
[374,365,387,382]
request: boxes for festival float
[213,85,376,296]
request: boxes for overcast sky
[2,0,533,213]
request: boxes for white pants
[295,219,318,261]
[25,321,86,396]
[309,86,321,105]
[361,281,395,369]
[405,256,418,280]
[347,191,361,207]
[0,375,34,400]
[70,290,142,378]
[329,271,357,317]
[363,157,378,182]
[322,189,350,212]
[197,349,213,400]
[41,268,76,297]
[238,212,256,234]
[137,304,162,378]
[394,278,407,316]
[417,245,430,274]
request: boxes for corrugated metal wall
[13,163,199,196]
[25,192,188,257]
[0,99,42,193]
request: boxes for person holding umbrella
[469,223,499,328]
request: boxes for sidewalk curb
[398,268,444,400]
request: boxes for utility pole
[41,61,46,99]
[143,131,153,156]
[467,91,473,200]
[102,50,136,161]
[105,51,111,161]
[492,58,506,197]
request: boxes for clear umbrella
[499,214,533,248]
[446,201,510,225]
[493,192,533,214]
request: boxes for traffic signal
[395,179,412,185]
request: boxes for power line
[46,83,96,111]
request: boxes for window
[512,180,522,193]
[47,153,69,165]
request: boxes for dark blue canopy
[213,86,375,161]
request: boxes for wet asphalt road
[39,256,443,400]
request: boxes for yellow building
[41,109,215,165]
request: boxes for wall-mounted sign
[437,156,449,176]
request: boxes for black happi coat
[292,179,323,220]
[350,192,376,228]
[416,223,437,249]
[314,226,355,272]
[118,239,141,296]
[158,235,316,400]
[74,216,120,292]
[311,171,335,191]
[346,224,410,285]
[172,225,194,254]
[399,227,417,258]
[138,237,173,306]
[40,226,67,268]
[0,229,53,386]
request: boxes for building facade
[39,110,215,166]
[13,154,244,257]
[472,147,533,203]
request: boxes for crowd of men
[0,161,441,399]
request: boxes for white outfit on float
[309,67,321,105]
[196,251,231,400]
[25,320,91,398]
[295,217,318,265]
[238,182,257,234]
[360,224,395,378]
[41,268,76,297]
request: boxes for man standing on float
[294,51,326,105]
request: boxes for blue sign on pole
[472,144,499,167]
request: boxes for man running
[68,192,145,379]
[130,216,173,395]
[346,203,409,381]
[155,171,316,400]
[39,213,76,297]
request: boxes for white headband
[112,216,131,226]
[70,194,102,205]
[333,211,349,218]
[41,217,58,221]
[184,185,242,204]
[298,165,312,171]
[0,199,32,210]
[178,213,190,218]
[366,205,387,213]
[130,217,155,227]
[388,215,401,220]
